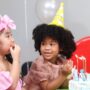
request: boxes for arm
[9,44,21,90]
[40,73,67,90]
[22,84,29,90]
[22,79,30,90]
[40,60,72,90]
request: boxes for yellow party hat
[49,2,64,27]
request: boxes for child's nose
[45,45,51,49]
[11,37,15,43]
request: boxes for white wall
[0,0,90,65]
[65,0,90,40]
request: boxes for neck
[51,58,58,64]
[46,57,58,64]
[0,55,6,62]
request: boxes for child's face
[0,29,15,55]
[40,37,60,63]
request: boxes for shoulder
[30,56,50,73]
[31,56,44,68]
[34,55,44,63]
[24,56,50,84]
[0,71,21,90]
[0,71,11,78]
[0,71,12,84]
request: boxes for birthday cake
[69,54,90,90]
[69,80,90,90]
[69,67,90,90]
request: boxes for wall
[65,0,90,40]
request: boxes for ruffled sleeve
[0,71,13,90]
[24,58,50,84]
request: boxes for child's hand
[10,44,21,62]
[60,60,73,77]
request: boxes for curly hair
[32,24,76,59]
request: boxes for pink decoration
[0,15,16,31]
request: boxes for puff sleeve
[24,59,50,85]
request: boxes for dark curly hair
[32,24,76,59]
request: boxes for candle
[85,59,86,73]
[82,57,85,71]
[82,56,86,73]
[75,54,79,72]
[79,56,86,73]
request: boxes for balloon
[36,0,62,23]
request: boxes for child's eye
[50,43,56,46]
[41,42,45,45]
[6,34,12,38]
[6,35,10,38]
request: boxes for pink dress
[24,56,65,90]
[0,71,22,90]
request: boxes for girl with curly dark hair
[23,24,76,90]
